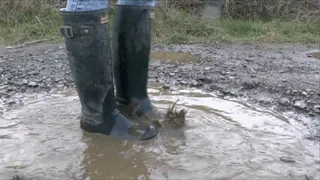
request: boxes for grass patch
[152,9,320,44]
[0,7,319,45]
[0,8,62,44]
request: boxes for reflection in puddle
[0,88,319,179]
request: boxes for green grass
[153,10,320,44]
[0,8,61,44]
[0,8,319,45]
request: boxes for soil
[0,42,319,139]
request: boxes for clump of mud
[121,99,187,129]
[163,99,188,128]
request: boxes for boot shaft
[60,9,115,125]
[113,6,151,102]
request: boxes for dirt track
[0,42,319,139]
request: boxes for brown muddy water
[1,87,319,180]
[151,51,196,64]
[307,52,320,60]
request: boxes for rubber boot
[59,9,157,140]
[112,6,162,121]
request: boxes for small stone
[292,90,298,94]
[242,81,259,90]
[162,85,170,90]
[216,91,225,97]
[28,71,40,76]
[228,76,236,80]
[205,67,212,71]
[279,98,290,106]
[38,83,46,88]
[285,90,291,94]
[180,81,187,85]
[55,78,62,82]
[7,99,16,105]
[294,100,307,109]
[57,84,64,88]
[244,58,254,62]
[191,80,202,87]
[223,90,237,97]
[174,69,179,73]
[314,105,320,109]
[198,76,212,83]
[306,89,312,92]
[169,73,175,76]
[210,84,220,91]
[308,112,315,116]
[259,98,272,105]
[279,156,296,163]
[312,105,320,114]
[249,68,256,74]
[301,91,308,96]
[22,79,28,85]
[220,71,227,75]
[28,81,38,87]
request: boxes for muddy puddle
[307,52,320,60]
[151,51,196,63]
[1,87,319,180]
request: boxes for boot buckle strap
[60,26,74,38]
[60,25,93,38]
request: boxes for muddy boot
[112,6,162,121]
[59,9,157,140]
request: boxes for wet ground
[0,42,320,179]
[1,87,320,180]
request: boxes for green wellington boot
[112,6,162,121]
[59,9,158,140]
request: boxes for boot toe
[140,125,158,140]
[109,111,158,140]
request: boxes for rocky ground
[0,42,319,139]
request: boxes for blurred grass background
[0,0,319,45]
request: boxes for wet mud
[1,88,319,179]
[1,43,318,137]
[0,42,319,178]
